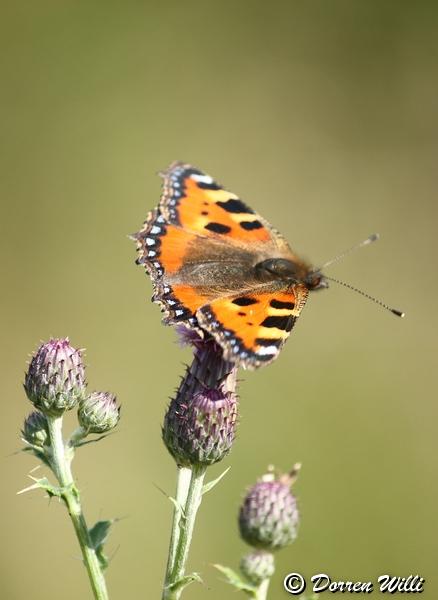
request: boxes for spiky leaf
[167,573,202,594]
[89,519,113,570]
[202,467,231,495]
[213,564,258,595]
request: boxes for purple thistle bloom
[163,330,238,467]
[239,469,299,550]
[163,386,238,467]
[78,391,120,434]
[24,338,86,416]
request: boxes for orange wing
[135,163,306,367]
[159,162,288,248]
[196,285,309,369]
[135,210,211,326]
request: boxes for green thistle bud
[239,468,299,551]
[163,386,238,467]
[22,411,49,447]
[240,550,275,585]
[78,392,120,434]
[24,338,86,416]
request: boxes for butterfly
[134,162,329,369]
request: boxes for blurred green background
[1,1,437,598]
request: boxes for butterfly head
[255,258,328,291]
[304,270,329,291]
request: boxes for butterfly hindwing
[196,285,309,369]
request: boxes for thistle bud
[22,411,49,447]
[24,338,86,416]
[163,330,238,467]
[78,392,120,434]
[239,469,299,550]
[163,386,238,467]
[240,550,275,585]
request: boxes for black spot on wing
[255,337,282,347]
[180,168,222,190]
[197,181,221,190]
[270,299,295,310]
[261,315,294,330]
[205,222,232,234]
[217,198,255,214]
[240,220,263,230]
[232,297,258,306]
[285,317,296,332]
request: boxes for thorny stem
[46,415,109,600]
[162,465,207,600]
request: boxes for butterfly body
[135,162,326,369]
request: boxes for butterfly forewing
[160,162,290,247]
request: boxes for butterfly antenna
[319,233,380,270]
[324,275,405,317]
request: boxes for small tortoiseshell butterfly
[134,161,332,369]
[134,162,404,369]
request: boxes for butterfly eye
[306,274,329,291]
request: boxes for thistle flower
[163,330,238,467]
[240,550,275,585]
[163,386,238,467]
[78,392,120,434]
[20,338,114,600]
[24,338,86,416]
[22,411,49,447]
[239,468,300,551]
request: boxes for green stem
[162,465,207,600]
[46,415,109,600]
[163,467,192,589]
[255,578,270,600]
